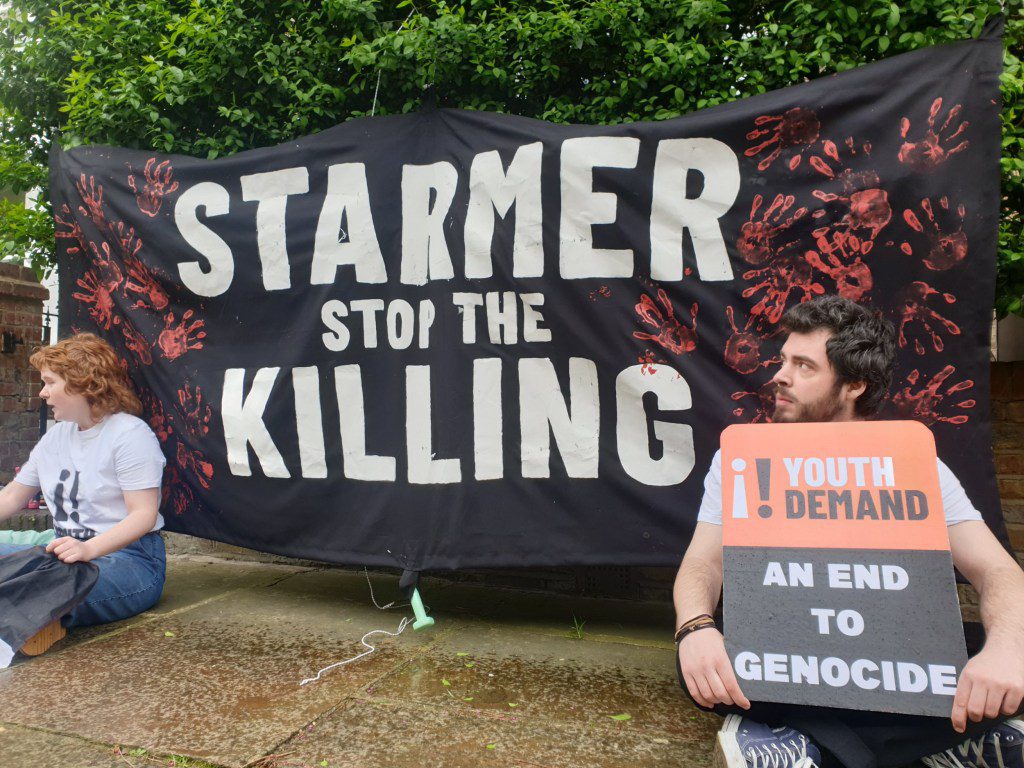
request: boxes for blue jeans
[0,532,165,628]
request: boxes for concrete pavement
[0,555,719,767]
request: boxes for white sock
[0,638,14,669]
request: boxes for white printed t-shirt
[696,449,983,526]
[16,413,166,540]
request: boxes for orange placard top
[721,421,949,551]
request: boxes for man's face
[770,329,860,423]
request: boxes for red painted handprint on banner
[901,197,968,271]
[76,174,107,230]
[158,310,206,361]
[737,194,808,266]
[176,441,214,489]
[897,281,960,354]
[633,289,698,355]
[731,380,776,423]
[128,158,180,217]
[745,107,821,171]
[891,366,975,425]
[724,306,776,375]
[898,98,969,172]
[743,254,825,327]
[178,383,212,439]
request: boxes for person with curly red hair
[0,332,166,665]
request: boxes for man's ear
[844,380,867,405]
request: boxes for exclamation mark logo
[731,458,749,519]
[755,458,772,518]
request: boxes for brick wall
[0,263,48,484]
[958,362,1024,622]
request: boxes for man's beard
[773,382,846,423]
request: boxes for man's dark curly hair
[779,296,897,418]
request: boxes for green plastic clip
[410,587,435,631]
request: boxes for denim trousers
[0,531,165,628]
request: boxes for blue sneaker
[715,714,822,768]
[923,719,1024,768]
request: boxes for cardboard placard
[722,421,967,716]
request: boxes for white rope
[370,70,382,117]
[370,6,416,118]
[300,616,411,686]
[299,568,413,685]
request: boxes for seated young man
[674,296,1024,768]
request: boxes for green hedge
[1,0,1021,313]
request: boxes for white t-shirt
[696,449,983,526]
[16,413,166,540]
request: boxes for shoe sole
[20,620,65,656]
[714,714,748,768]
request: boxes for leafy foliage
[0,0,1020,312]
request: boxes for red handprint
[898,98,969,172]
[72,272,119,330]
[54,206,89,256]
[128,158,179,217]
[897,281,961,355]
[745,107,821,171]
[111,222,168,310]
[731,380,776,423]
[805,250,873,303]
[743,254,825,327]
[161,466,195,517]
[158,310,206,361]
[76,174,107,229]
[140,390,173,443]
[724,306,776,375]
[176,441,213,489]
[736,194,808,266]
[88,241,125,291]
[807,137,873,183]
[891,366,975,425]
[900,197,968,271]
[633,289,698,355]
[119,316,153,365]
[178,383,211,439]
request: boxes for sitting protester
[0,332,166,666]
[675,297,1024,768]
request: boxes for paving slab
[365,622,718,742]
[4,556,315,661]
[0,723,129,768]
[0,575,432,767]
[270,697,712,768]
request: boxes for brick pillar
[992,362,1024,548]
[955,362,1024,621]
[0,263,48,483]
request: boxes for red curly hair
[30,333,142,417]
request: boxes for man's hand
[678,627,750,710]
[45,537,98,564]
[951,645,1024,732]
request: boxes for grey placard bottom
[723,547,968,717]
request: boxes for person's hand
[951,644,1024,732]
[45,536,97,564]
[678,627,750,710]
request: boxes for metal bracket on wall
[0,331,24,354]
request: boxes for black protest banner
[53,24,1002,570]
[721,421,967,716]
